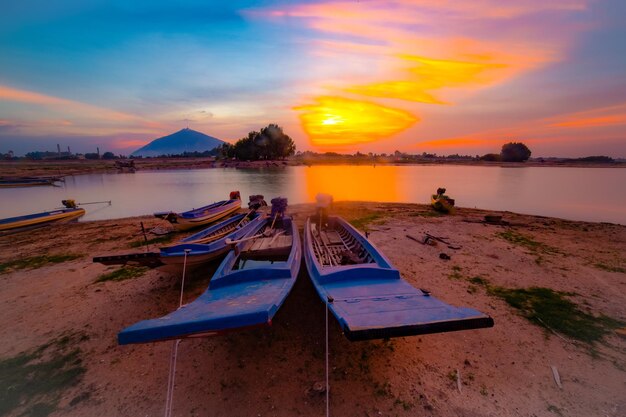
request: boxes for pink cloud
[0,84,170,136]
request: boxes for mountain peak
[131,128,225,157]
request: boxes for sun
[294,96,417,147]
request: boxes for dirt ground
[0,202,625,417]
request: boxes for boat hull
[0,176,62,187]
[118,216,301,344]
[0,208,85,232]
[155,199,241,231]
[304,216,493,341]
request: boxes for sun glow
[294,96,417,147]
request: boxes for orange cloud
[346,55,507,103]
[294,96,417,147]
[416,137,498,148]
[549,104,626,129]
[250,1,586,150]
[415,102,626,154]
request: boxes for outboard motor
[248,195,267,210]
[315,193,333,229]
[62,199,77,209]
[270,197,288,227]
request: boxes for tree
[84,153,100,160]
[500,142,531,162]
[231,124,296,160]
[102,151,117,160]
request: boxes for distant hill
[131,128,225,157]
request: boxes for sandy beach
[1,202,625,417]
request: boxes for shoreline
[1,202,624,416]
[1,158,624,178]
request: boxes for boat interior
[309,216,375,267]
[234,219,294,268]
[182,213,256,244]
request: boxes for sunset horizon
[1,1,625,157]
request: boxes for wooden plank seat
[242,235,293,260]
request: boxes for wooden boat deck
[241,225,293,260]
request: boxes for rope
[164,249,191,417]
[325,296,330,417]
[164,339,180,417]
[178,249,190,307]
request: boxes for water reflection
[0,166,624,224]
[303,165,401,202]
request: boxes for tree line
[480,142,532,162]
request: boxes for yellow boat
[0,201,85,232]
[431,188,456,213]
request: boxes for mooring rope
[164,249,191,417]
[164,339,180,417]
[325,295,330,417]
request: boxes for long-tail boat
[0,176,64,187]
[303,196,493,341]
[118,197,300,344]
[154,191,242,231]
[0,200,84,233]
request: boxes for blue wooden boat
[0,202,85,233]
[154,191,242,231]
[94,196,269,273]
[118,210,301,344]
[93,212,265,272]
[157,211,264,273]
[304,215,493,341]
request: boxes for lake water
[1,165,625,225]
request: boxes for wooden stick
[550,365,562,389]
[225,232,264,246]
[406,234,427,245]
[269,213,278,231]
[267,229,285,246]
[78,200,112,205]
[233,209,255,230]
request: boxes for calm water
[1,165,625,225]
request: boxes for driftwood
[406,233,461,250]
[425,233,462,250]
[406,234,429,245]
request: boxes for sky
[1,0,625,157]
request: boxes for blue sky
[1,0,625,157]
